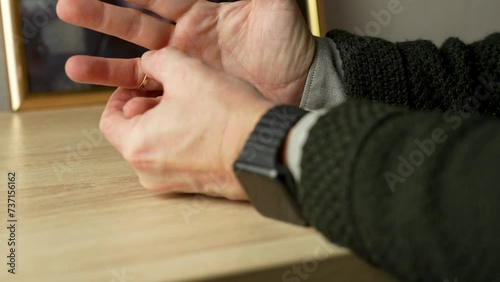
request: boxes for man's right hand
[57,0,316,107]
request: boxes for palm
[171,1,314,104]
[58,0,315,105]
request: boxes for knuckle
[125,9,142,41]
[122,143,155,171]
[122,145,142,165]
[137,177,159,192]
[129,159,154,171]
[138,177,171,194]
[99,118,113,136]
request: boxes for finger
[124,0,200,22]
[57,0,172,50]
[137,170,247,200]
[100,88,141,150]
[137,171,201,194]
[195,171,247,200]
[123,97,162,118]
[66,56,162,91]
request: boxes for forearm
[288,99,500,281]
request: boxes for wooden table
[0,106,396,282]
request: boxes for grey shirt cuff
[289,37,346,182]
[299,37,346,111]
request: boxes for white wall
[323,0,500,45]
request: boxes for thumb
[141,47,205,88]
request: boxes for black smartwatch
[233,105,309,226]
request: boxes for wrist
[224,99,276,170]
[232,105,310,225]
[288,36,317,106]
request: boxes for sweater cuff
[327,29,409,106]
[300,37,347,111]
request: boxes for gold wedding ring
[138,75,150,90]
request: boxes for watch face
[235,170,307,226]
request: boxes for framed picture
[1,0,325,111]
[1,0,147,111]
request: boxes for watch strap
[234,105,309,225]
[235,105,309,171]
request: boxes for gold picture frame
[1,0,114,111]
[305,0,326,37]
[1,0,325,112]
[1,0,146,112]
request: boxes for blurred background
[0,0,151,111]
[22,0,147,95]
[324,0,500,45]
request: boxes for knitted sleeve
[298,99,500,281]
[328,30,500,116]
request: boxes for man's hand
[100,47,274,200]
[57,0,315,106]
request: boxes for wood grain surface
[0,106,396,282]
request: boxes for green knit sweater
[298,31,500,281]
